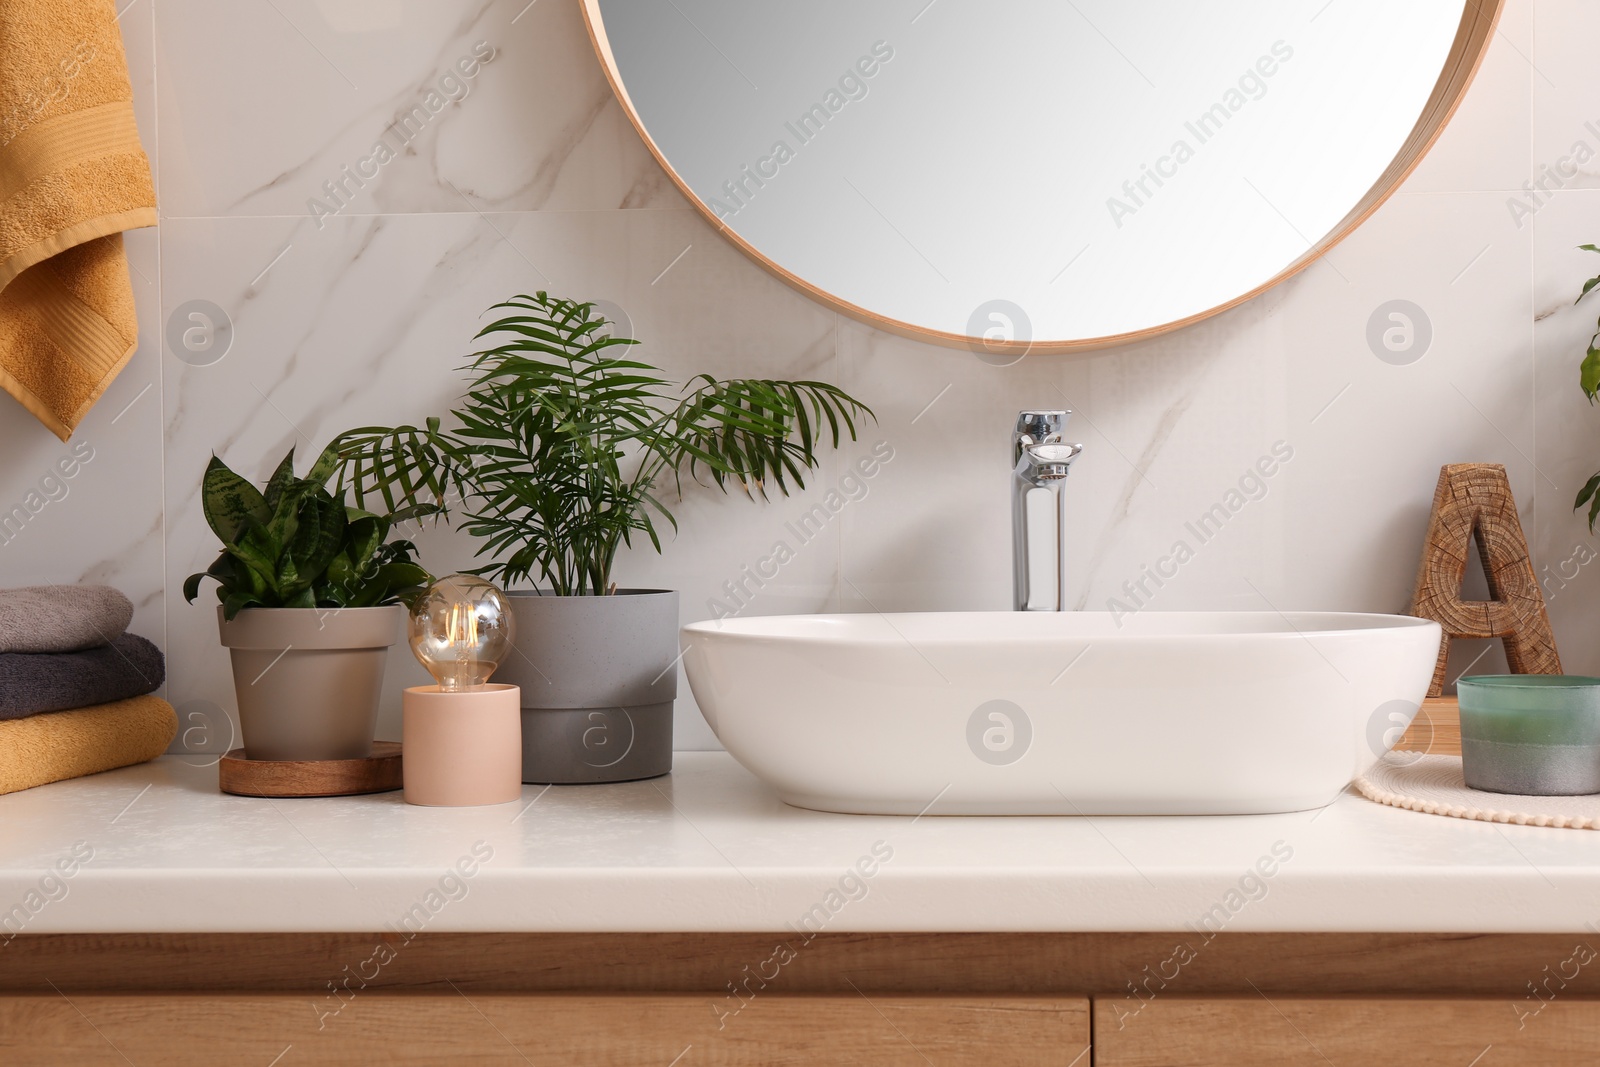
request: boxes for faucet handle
[1016,410,1071,444]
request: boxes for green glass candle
[1457,675,1600,796]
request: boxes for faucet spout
[1012,410,1082,611]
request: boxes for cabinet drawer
[1095,995,1600,1066]
[1,993,1089,1066]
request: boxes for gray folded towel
[0,633,164,719]
[0,585,134,653]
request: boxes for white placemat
[1355,753,1600,830]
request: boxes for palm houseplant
[328,292,872,783]
[185,443,431,761]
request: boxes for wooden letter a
[1409,463,1561,696]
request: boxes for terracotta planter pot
[494,589,677,784]
[217,605,402,761]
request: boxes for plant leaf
[286,489,347,584]
[1582,340,1600,401]
[1576,472,1600,510]
[183,551,238,604]
[263,449,297,510]
[225,533,281,595]
[221,591,263,621]
[306,439,345,487]
[202,456,270,544]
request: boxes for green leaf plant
[183,442,433,620]
[1572,246,1600,530]
[326,292,874,596]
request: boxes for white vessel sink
[681,611,1442,815]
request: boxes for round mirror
[584,1,1499,352]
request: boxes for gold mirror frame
[582,0,1504,354]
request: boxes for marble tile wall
[0,0,1592,753]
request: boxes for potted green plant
[184,443,432,761]
[329,291,872,783]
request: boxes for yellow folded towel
[0,0,157,440]
[0,694,175,795]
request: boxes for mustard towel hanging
[0,0,157,440]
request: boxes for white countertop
[1,752,1595,934]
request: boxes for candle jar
[1457,675,1600,796]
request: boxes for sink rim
[683,610,1439,645]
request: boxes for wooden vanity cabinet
[1094,996,1600,1066]
[4,932,1599,1064]
[0,993,1088,1066]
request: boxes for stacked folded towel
[0,585,174,795]
[0,695,176,795]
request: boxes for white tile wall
[2,0,1595,752]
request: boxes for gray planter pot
[494,589,677,784]
[218,605,402,761]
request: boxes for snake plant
[184,444,432,619]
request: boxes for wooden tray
[218,742,403,798]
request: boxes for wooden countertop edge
[0,931,1591,996]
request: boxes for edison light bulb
[408,575,514,692]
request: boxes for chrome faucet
[1013,411,1082,611]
